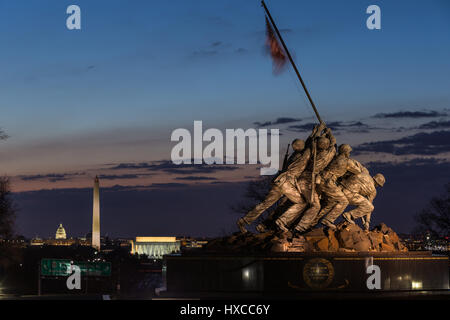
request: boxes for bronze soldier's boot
[342,212,355,224]
[275,219,289,233]
[237,218,248,233]
[292,228,309,238]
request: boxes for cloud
[0,128,8,140]
[373,110,446,119]
[111,162,156,170]
[418,120,450,130]
[101,182,191,192]
[287,123,316,132]
[20,173,83,183]
[190,41,248,59]
[354,130,450,155]
[175,176,218,181]
[190,41,226,58]
[111,160,240,175]
[235,48,247,54]
[149,183,189,188]
[288,121,370,133]
[98,174,143,180]
[254,117,302,127]
[367,157,449,169]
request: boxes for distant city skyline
[1,0,449,237]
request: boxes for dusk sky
[1,0,449,238]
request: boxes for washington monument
[92,176,100,250]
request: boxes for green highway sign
[41,259,111,277]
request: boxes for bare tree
[415,183,450,237]
[0,129,14,239]
[0,177,16,239]
[231,176,273,216]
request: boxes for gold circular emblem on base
[303,258,334,289]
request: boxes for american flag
[265,16,287,74]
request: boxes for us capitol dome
[55,223,67,240]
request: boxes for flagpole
[261,0,323,124]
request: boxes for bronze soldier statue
[340,172,386,231]
[236,120,386,235]
[237,124,325,233]
[313,144,361,229]
[275,126,336,234]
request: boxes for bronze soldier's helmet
[338,144,352,154]
[373,173,385,187]
[292,139,305,151]
[317,137,330,150]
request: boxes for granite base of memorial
[162,223,449,296]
